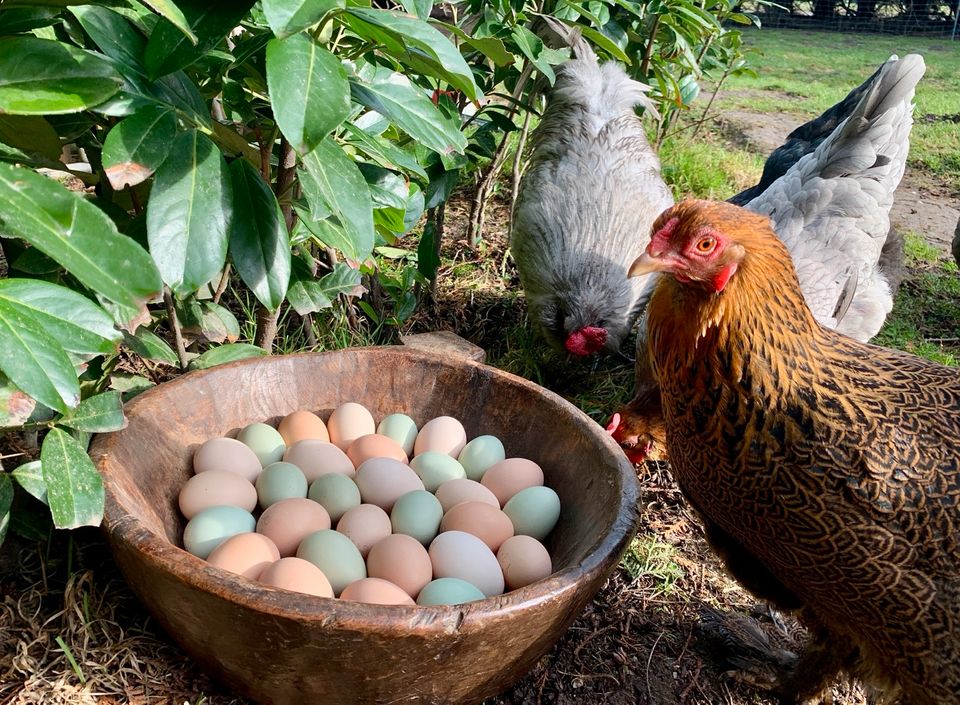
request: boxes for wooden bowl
[91,347,640,705]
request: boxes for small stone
[400,331,486,363]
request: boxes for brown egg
[347,434,408,467]
[206,533,280,580]
[327,402,376,451]
[440,501,514,552]
[366,534,433,599]
[435,478,500,513]
[283,440,355,482]
[256,497,331,557]
[340,577,415,605]
[336,503,392,558]
[413,416,467,457]
[353,457,424,511]
[258,557,334,597]
[192,437,261,482]
[497,535,553,590]
[178,469,258,519]
[277,410,329,445]
[481,458,544,506]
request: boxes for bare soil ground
[2,104,954,705]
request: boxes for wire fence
[741,0,960,36]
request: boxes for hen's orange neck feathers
[643,201,823,387]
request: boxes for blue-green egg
[502,486,561,541]
[183,505,256,559]
[457,435,505,481]
[237,422,286,466]
[297,529,367,596]
[308,473,361,523]
[377,413,418,456]
[416,577,486,606]
[410,451,466,492]
[391,490,443,545]
[256,461,308,509]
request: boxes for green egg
[237,422,286,467]
[457,435,505,481]
[297,529,367,596]
[410,451,466,492]
[391,490,443,545]
[502,486,561,541]
[377,413,418,456]
[417,577,486,606]
[183,505,256,559]
[256,461,308,509]
[308,473,361,523]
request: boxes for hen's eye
[696,237,716,253]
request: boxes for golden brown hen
[628,200,960,704]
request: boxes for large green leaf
[0,473,11,546]
[40,427,104,530]
[123,326,179,366]
[263,0,344,38]
[0,8,59,35]
[342,121,427,180]
[343,8,479,100]
[147,130,232,296]
[434,22,514,67]
[143,0,255,79]
[0,163,163,324]
[286,261,362,315]
[299,139,374,262]
[0,279,121,360]
[265,34,351,155]
[511,27,556,85]
[0,299,79,413]
[69,5,148,77]
[188,343,268,370]
[140,0,197,43]
[228,160,290,312]
[0,115,61,161]
[102,105,177,189]
[59,391,126,433]
[12,460,47,506]
[349,66,466,157]
[0,37,123,114]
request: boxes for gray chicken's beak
[628,252,670,278]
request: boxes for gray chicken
[511,33,672,358]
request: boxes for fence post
[953,0,959,39]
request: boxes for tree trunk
[812,0,836,20]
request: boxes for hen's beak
[628,251,670,278]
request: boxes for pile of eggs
[177,403,562,606]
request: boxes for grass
[716,28,960,190]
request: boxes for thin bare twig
[212,263,232,305]
[162,288,189,371]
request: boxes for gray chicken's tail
[541,15,660,122]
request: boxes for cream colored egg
[366,534,433,599]
[435,478,499,513]
[340,577,415,605]
[440,501,514,552]
[429,530,504,597]
[480,458,544,506]
[327,402,376,451]
[277,410,329,445]
[347,434,408,467]
[258,557,334,598]
[283,440,355,482]
[179,469,257,519]
[192,437,261,482]
[336,503,392,558]
[353,457,424,511]
[256,497,331,557]
[413,416,467,457]
[206,532,280,580]
[497,535,553,590]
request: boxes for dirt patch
[716,109,960,253]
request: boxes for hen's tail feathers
[542,15,660,122]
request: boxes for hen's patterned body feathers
[645,201,960,704]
